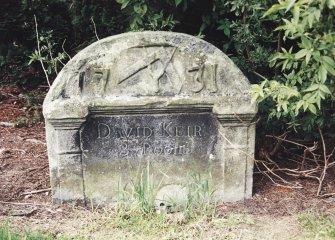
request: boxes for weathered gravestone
[43,31,257,206]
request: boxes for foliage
[115,161,216,217]
[299,213,335,239]
[76,207,253,239]
[15,117,29,128]
[131,161,159,214]
[185,173,215,217]
[251,0,335,132]
[210,0,276,80]
[115,0,177,31]
[0,223,52,240]
[0,0,277,86]
[0,0,125,87]
[28,30,68,84]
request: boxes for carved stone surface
[82,113,217,161]
[43,31,257,206]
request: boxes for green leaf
[282,101,288,112]
[133,3,147,16]
[282,59,289,70]
[308,103,317,114]
[286,0,296,12]
[314,10,321,21]
[175,0,183,7]
[307,13,314,28]
[323,61,335,76]
[295,100,304,116]
[318,90,326,99]
[316,97,321,109]
[263,3,282,17]
[319,84,332,94]
[121,0,130,9]
[318,65,327,83]
[276,111,282,119]
[303,101,309,111]
[250,84,265,99]
[304,84,319,92]
[327,0,335,8]
[217,20,230,37]
[142,4,148,15]
[293,5,300,22]
[261,80,268,88]
[322,56,335,67]
[307,93,318,103]
[28,58,34,65]
[251,95,258,104]
[296,100,304,110]
[306,50,312,64]
[301,36,312,49]
[295,49,308,59]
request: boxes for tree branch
[34,15,51,87]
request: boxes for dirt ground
[1,85,335,239]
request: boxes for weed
[299,213,335,239]
[74,207,254,239]
[116,162,218,219]
[116,160,165,214]
[33,108,43,123]
[185,172,216,220]
[15,117,29,128]
[0,223,52,240]
[23,93,39,107]
[132,161,157,214]
[15,92,44,126]
[213,213,254,226]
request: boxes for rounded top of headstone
[44,31,256,119]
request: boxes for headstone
[43,31,257,206]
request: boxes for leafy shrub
[251,0,335,132]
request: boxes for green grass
[116,161,216,217]
[185,172,215,219]
[299,213,335,239]
[115,160,164,215]
[1,210,254,239]
[0,223,53,240]
[72,208,254,239]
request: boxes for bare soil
[0,85,335,239]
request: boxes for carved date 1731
[81,46,218,95]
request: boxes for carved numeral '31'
[187,63,217,93]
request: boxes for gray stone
[43,31,257,206]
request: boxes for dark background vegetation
[0,0,275,85]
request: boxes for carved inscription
[81,47,219,96]
[118,47,177,94]
[92,67,109,86]
[96,122,202,158]
[81,113,217,161]
[187,63,218,93]
[114,46,218,94]
[97,122,202,139]
[80,67,109,96]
